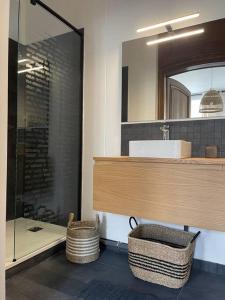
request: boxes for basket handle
[67,212,75,228]
[129,216,138,230]
[190,231,201,244]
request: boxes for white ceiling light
[146,28,204,46]
[18,66,44,74]
[137,13,200,33]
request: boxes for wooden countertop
[94,156,225,165]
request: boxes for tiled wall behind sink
[121,119,225,157]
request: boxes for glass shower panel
[14,0,82,261]
[6,0,20,267]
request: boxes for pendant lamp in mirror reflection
[199,89,223,113]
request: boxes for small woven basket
[66,213,100,264]
[128,217,200,289]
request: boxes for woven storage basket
[66,213,100,264]
[128,217,200,289]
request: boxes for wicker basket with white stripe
[128,217,200,289]
[66,213,100,264]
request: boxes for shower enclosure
[6,0,83,268]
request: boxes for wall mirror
[121,18,225,123]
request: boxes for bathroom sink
[129,140,192,159]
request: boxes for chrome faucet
[160,124,170,140]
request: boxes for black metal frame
[30,0,84,221]
[78,29,84,221]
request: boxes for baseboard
[100,238,128,252]
[100,238,225,276]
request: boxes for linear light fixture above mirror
[137,13,200,33]
[146,28,204,46]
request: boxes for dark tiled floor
[6,247,225,300]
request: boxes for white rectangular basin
[129,140,192,159]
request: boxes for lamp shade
[199,89,223,113]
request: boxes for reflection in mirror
[122,18,225,123]
[168,67,225,119]
[122,38,158,122]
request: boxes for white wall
[0,0,10,298]
[122,38,158,121]
[40,0,225,265]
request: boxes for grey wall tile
[121,119,224,157]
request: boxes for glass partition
[7,0,83,266]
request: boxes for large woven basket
[128,217,200,289]
[66,213,100,264]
